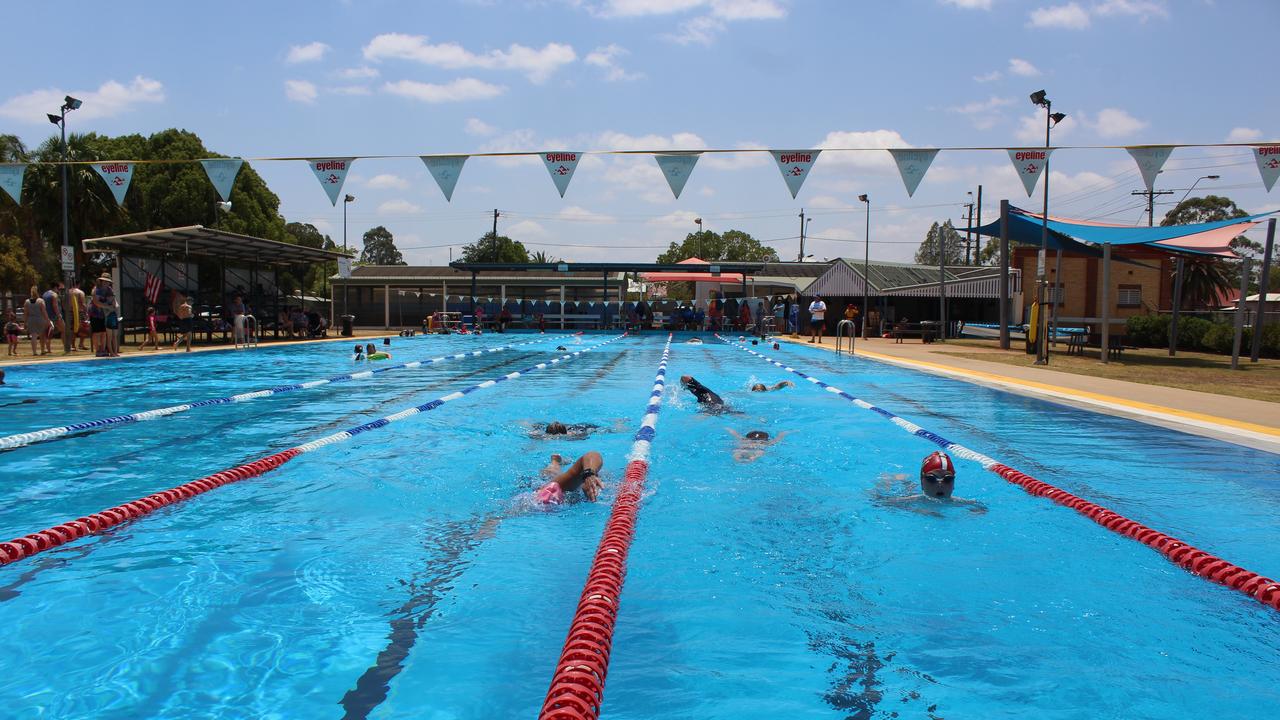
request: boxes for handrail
[835,319,856,355]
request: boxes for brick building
[1011,246,1180,325]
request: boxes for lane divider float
[0,333,577,452]
[0,334,626,568]
[716,334,1280,612]
[539,334,673,720]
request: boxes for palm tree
[1179,258,1239,309]
[529,250,562,264]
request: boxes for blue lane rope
[292,334,627,453]
[627,333,673,462]
[0,333,576,452]
[714,334,999,468]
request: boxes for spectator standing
[789,300,800,337]
[229,295,248,344]
[42,281,65,353]
[772,298,786,334]
[22,285,50,356]
[89,274,113,356]
[68,283,89,350]
[5,309,19,356]
[172,293,194,352]
[843,303,860,336]
[808,294,828,344]
[140,306,160,351]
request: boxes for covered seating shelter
[970,206,1277,362]
[83,225,351,344]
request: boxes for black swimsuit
[684,379,724,407]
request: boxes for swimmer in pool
[750,380,794,392]
[727,428,789,462]
[535,451,604,503]
[680,375,726,411]
[525,419,628,440]
[353,344,364,360]
[875,451,986,515]
[772,343,780,350]
[686,337,703,344]
[556,345,568,351]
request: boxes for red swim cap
[921,451,955,478]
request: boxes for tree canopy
[461,232,529,263]
[358,225,406,265]
[1161,195,1256,308]
[1161,194,1260,257]
[914,221,965,266]
[655,229,779,264]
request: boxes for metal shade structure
[82,225,352,266]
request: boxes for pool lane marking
[794,340,1280,444]
[540,334,673,720]
[0,333,578,452]
[717,335,1280,612]
[0,334,628,569]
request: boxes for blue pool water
[0,333,1277,719]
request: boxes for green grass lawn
[940,339,1280,404]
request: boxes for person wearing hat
[875,451,987,515]
[90,273,116,357]
[807,294,827,344]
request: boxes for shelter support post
[939,243,946,338]
[384,283,390,329]
[441,281,447,312]
[470,273,477,327]
[602,272,608,328]
[560,285,566,330]
[1250,218,1275,363]
[1232,258,1250,370]
[999,200,1010,350]
[1100,243,1111,364]
[1169,257,1185,356]
[1049,250,1062,346]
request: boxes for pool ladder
[236,316,258,349]
[835,319,856,355]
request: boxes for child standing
[140,306,160,351]
[4,310,19,356]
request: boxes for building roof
[334,264,631,285]
[805,258,1015,298]
[82,225,351,267]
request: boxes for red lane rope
[540,458,649,720]
[0,449,300,565]
[989,463,1280,610]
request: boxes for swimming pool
[1,333,1277,719]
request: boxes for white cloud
[702,141,770,169]
[465,117,498,136]
[1226,127,1263,143]
[478,128,542,166]
[708,0,786,20]
[1028,3,1091,29]
[367,174,409,189]
[1015,109,1078,143]
[948,95,1014,130]
[648,209,702,228]
[585,44,643,81]
[382,78,505,103]
[816,130,911,172]
[559,206,617,223]
[285,79,318,104]
[338,66,380,79]
[941,0,992,8]
[594,130,707,151]
[974,70,1002,83]
[666,15,727,44]
[808,195,855,210]
[593,0,784,19]
[593,0,705,17]
[1008,58,1040,77]
[377,199,422,214]
[507,219,549,239]
[1091,107,1147,138]
[363,33,576,83]
[330,85,372,96]
[1093,0,1168,22]
[0,76,164,123]
[286,41,330,64]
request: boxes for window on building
[1047,283,1065,305]
[1118,285,1142,307]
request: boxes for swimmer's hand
[581,473,603,502]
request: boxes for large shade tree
[461,232,529,263]
[656,229,779,264]
[358,225,406,265]
[914,221,966,266]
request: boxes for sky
[2,0,1277,266]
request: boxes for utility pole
[975,185,983,264]
[797,208,806,262]
[963,201,974,265]
[1131,189,1175,227]
[492,209,500,262]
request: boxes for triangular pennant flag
[1125,146,1173,192]
[1007,149,1053,196]
[0,163,26,204]
[771,150,821,198]
[654,153,701,199]
[200,158,243,202]
[888,149,939,197]
[307,158,355,206]
[1254,146,1280,192]
[541,151,582,197]
[421,155,468,201]
[92,162,134,205]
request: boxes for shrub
[1125,315,1168,347]
[1177,317,1212,350]
[1200,321,1236,354]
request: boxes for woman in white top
[21,286,49,356]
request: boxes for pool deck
[0,329,402,367]
[780,334,1280,452]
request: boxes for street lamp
[342,193,355,322]
[1178,175,1220,207]
[859,194,871,339]
[694,217,703,259]
[48,95,81,354]
[1029,89,1066,365]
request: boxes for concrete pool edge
[779,337,1280,453]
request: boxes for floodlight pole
[52,102,76,353]
[1251,218,1275,363]
[1035,98,1052,365]
[860,194,870,340]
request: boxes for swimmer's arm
[952,497,989,514]
[726,428,743,440]
[882,494,924,505]
[766,430,790,445]
[770,381,795,391]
